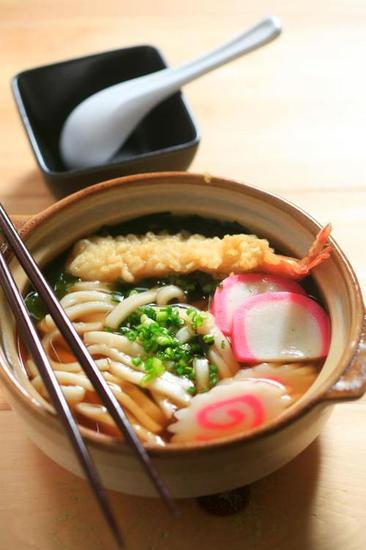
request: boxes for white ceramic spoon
[60,16,282,169]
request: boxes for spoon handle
[141,17,281,97]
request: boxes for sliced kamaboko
[232,292,330,363]
[220,363,318,400]
[211,273,306,335]
[169,379,290,442]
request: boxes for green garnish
[114,304,223,393]
[220,340,226,349]
[156,310,168,323]
[186,308,207,330]
[208,364,219,387]
[25,270,80,321]
[141,357,166,385]
[156,335,174,347]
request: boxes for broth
[19,214,329,445]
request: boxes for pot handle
[0,215,31,249]
[10,214,31,230]
[323,313,366,401]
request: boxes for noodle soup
[21,214,331,446]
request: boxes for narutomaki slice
[169,379,291,442]
[211,274,305,335]
[231,292,330,363]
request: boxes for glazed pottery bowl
[0,172,365,498]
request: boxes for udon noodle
[21,214,330,446]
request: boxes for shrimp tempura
[67,226,331,283]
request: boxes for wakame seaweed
[97,212,250,238]
[25,251,80,321]
[113,271,219,301]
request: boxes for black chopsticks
[0,249,125,547]
[0,203,176,546]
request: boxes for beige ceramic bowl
[0,172,365,498]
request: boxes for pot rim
[0,171,364,456]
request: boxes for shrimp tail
[260,224,332,280]
[299,224,332,269]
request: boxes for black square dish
[12,46,200,199]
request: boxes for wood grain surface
[1,2,365,549]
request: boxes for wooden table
[1,2,366,549]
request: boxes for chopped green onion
[141,357,166,385]
[156,310,169,323]
[208,364,219,387]
[156,335,173,347]
[114,302,220,386]
[186,308,207,330]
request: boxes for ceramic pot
[0,172,365,498]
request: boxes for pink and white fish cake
[219,363,318,400]
[169,379,291,443]
[231,292,330,363]
[211,273,305,335]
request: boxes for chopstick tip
[111,523,125,549]
[165,494,180,518]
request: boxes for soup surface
[21,214,331,446]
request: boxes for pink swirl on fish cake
[196,394,265,432]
